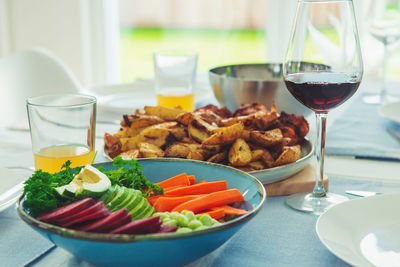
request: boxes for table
[1,80,400,266]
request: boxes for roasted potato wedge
[248,160,266,170]
[254,112,278,130]
[120,135,145,151]
[201,144,221,154]
[119,149,141,160]
[191,116,218,134]
[187,151,206,161]
[250,128,283,147]
[175,112,194,126]
[203,123,244,145]
[228,138,252,167]
[207,151,227,163]
[138,142,165,158]
[164,142,191,158]
[261,150,275,168]
[114,126,147,138]
[251,149,265,162]
[144,105,185,121]
[121,114,164,128]
[188,121,210,143]
[274,145,301,166]
[241,129,251,141]
[104,133,122,158]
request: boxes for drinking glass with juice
[153,50,197,111]
[27,94,96,173]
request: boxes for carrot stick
[164,181,228,196]
[212,205,248,215]
[155,173,190,189]
[147,195,161,206]
[164,185,183,192]
[172,189,245,213]
[196,180,207,184]
[199,207,225,220]
[154,195,203,212]
[188,175,195,185]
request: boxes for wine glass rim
[26,93,97,108]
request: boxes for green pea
[177,214,189,227]
[170,211,180,220]
[184,211,195,221]
[154,212,169,221]
[163,219,177,226]
[176,227,192,233]
[196,225,208,230]
[211,219,221,226]
[188,219,203,229]
[198,214,213,226]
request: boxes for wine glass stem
[380,43,389,102]
[313,112,327,197]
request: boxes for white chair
[0,48,81,128]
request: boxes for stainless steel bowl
[208,63,328,115]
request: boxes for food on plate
[24,159,249,236]
[104,103,309,172]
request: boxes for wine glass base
[285,192,348,215]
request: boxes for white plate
[380,101,400,124]
[0,167,33,213]
[316,193,400,267]
[85,79,215,114]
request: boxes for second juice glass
[153,50,198,111]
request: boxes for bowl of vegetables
[18,157,266,267]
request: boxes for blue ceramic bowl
[18,158,266,267]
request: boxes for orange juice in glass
[27,94,96,173]
[154,50,197,111]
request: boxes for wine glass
[283,0,363,214]
[364,0,400,104]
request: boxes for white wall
[0,0,120,87]
[1,0,85,83]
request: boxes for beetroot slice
[110,216,160,235]
[156,225,177,234]
[55,201,106,225]
[62,208,110,228]
[76,209,128,232]
[144,220,162,234]
[37,198,95,223]
[100,213,132,233]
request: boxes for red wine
[285,72,361,112]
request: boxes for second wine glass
[283,0,363,214]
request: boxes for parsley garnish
[102,157,163,197]
[23,161,76,216]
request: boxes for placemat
[0,205,55,267]
[326,94,400,161]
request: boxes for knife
[345,190,381,197]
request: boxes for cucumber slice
[132,201,154,221]
[131,199,152,220]
[106,186,130,211]
[128,198,146,219]
[124,190,143,212]
[111,188,138,212]
[99,185,119,204]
